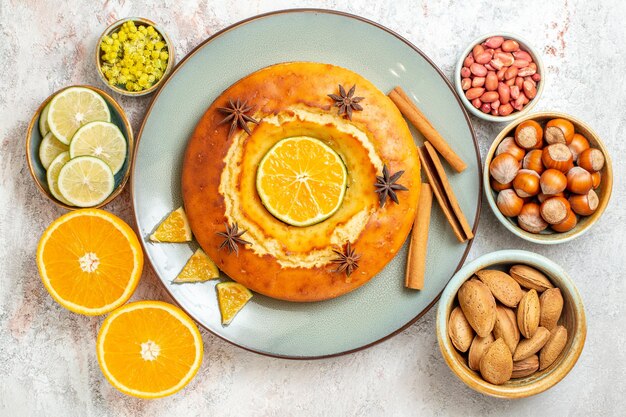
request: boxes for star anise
[331,242,361,277]
[217,98,259,137]
[328,84,364,120]
[374,164,409,208]
[216,222,251,256]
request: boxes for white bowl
[454,32,545,123]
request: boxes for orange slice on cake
[255,136,347,226]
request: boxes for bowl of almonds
[436,250,586,398]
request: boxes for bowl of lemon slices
[26,85,133,209]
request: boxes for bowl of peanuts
[455,33,545,122]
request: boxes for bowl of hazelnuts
[484,112,612,244]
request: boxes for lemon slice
[256,136,347,227]
[57,156,115,207]
[46,152,72,205]
[150,207,192,243]
[69,121,127,174]
[39,101,51,137]
[39,132,69,170]
[47,87,111,145]
[173,248,219,283]
[216,282,252,325]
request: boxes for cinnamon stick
[405,183,433,290]
[424,142,474,240]
[389,87,467,173]
[416,145,466,243]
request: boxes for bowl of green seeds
[96,17,175,96]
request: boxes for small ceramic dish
[454,32,545,123]
[26,85,134,210]
[95,17,175,96]
[484,111,612,244]
[437,249,586,398]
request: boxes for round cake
[182,62,420,302]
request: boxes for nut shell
[517,289,540,338]
[493,305,520,354]
[458,279,497,337]
[542,144,574,173]
[512,355,539,379]
[475,269,523,307]
[509,265,554,292]
[569,190,599,216]
[468,333,495,371]
[513,169,540,198]
[496,189,524,217]
[566,167,593,195]
[448,306,475,352]
[522,149,545,174]
[496,137,526,161]
[577,148,605,172]
[479,338,513,385]
[551,209,578,233]
[568,133,590,161]
[539,288,564,331]
[513,326,550,361]
[545,118,575,144]
[490,153,520,185]
[539,169,567,195]
[515,120,543,149]
[518,202,548,234]
[540,325,568,370]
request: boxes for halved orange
[96,301,203,399]
[150,207,192,242]
[36,209,143,315]
[255,136,347,226]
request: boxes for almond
[517,289,540,338]
[475,270,523,307]
[540,325,568,370]
[448,306,474,352]
[509,265,554,292]
[468,333,495,371]
[512,355,539,378]
[539,288,564,331]
[513,326,550,361]
[480,338,513,385]
[458,279,497,337]
[493,305,520,353]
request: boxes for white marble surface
[1,0,625,415]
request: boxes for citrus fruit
[47,87,111,144]
[39,101,51,137]
[46,151,72,205]
[57,156,115,207]
[69,121,127,174]
[216,282,252,325]
[150,207,192,242]
[39,131,69,170]
[173,248,219,283]
[96,301,203,399]
[256,136,347,227]
[36,209,143,315]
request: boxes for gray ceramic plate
[132,9,481,359]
